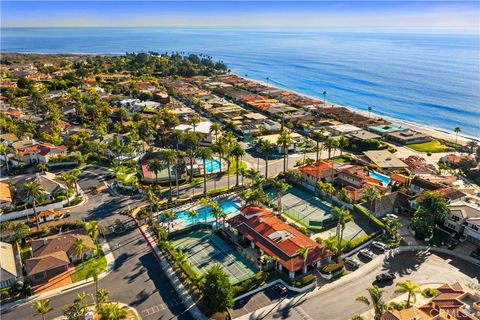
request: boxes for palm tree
[69,168,81,196]
[218,210,228,230]
[312,129,325,162]
[36,162,48,173]
[75,292,89,315]
[395,280,421,307]
[100,303,128,320]
[355,286,387,320]
[213,137,226,174]
[368,106,372,118]
[258,139,274,178]
[159,149,176,200]
[322,90,327,106]
[229,143,245,187]
[147,158,164,184]
[209,201,224,228]
[184,131,201,182]
[245,168,261,185]
[163,209,176,235]
[333,207,352,245]
[36,299,52,320]
[186,209,200,225]
[73,239,87,265]
[454,127,461,145]
[95,288,109,311]
[324,138,339,160]
[58,171,74,206]
[273,179,289,214]
[277,129,293,173]
[337,135,349,157]
[210,122,222,143]
[195,146,213,194]
[86,260,104,303]
[362,186,381,212]
[296,246,310,274]
[24,181,45,231]
[190,114,201,132]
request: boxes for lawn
[408,140,454,153]
[70,253,107,283]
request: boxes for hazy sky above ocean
[1,1,479,30]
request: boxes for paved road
[2,219,192,320]
[239,251,479,320]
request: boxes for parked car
[385,214,399,220]
[376,272,396,281]
[344,257,361,269]
[273,283,288,295]
[359,249,374,259]
[372,241,389,251]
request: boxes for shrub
[422,288,440,298]
[232,271,267,296]
[297,274,316,286]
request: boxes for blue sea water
[1,28,479,137]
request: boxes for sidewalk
[1,238,115,312]
[138,225,208,320]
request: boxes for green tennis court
[265,186,336,229]
[171,230,257,285]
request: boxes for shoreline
[238,74,477,145]
[1,51,476,144]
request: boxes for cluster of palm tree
[58,168,82,205]
[354,280,422,320]
[60,289,127,320]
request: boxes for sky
[1,1,479,30]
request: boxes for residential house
[335,165,386,202]
[34,209,60,224]
[386,130,432,145]
[441,154,476,167]
[383,307,431,320]
[15,172,68,203]
[409,176,443,196]
[327,124,361,136]
[445,200,480,245]
[299,161,335,186]
[26,233,95,284]
[370,123,409,136]
[15,142,67,165]
[0,182,12,210]
[362,191,411,217]
[254,132,303,155]
[363,150,408,171]
[175,121,216,146]
[228,205,332,279]
[0,241,19,288]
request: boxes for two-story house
[445,200,480,245]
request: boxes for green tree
[36,299,52,320]
[162,209,176,235]
[63,301,82,320]
[95,288,109,311]
[362,186,381,205]
[58,171,74,206]
[338,188,352,204]
[312,128,325,162]
[244,187,268,206]
[277,129,293,173]
[195,146,213,194]
[337,135,349,157]
[324,138,339,160]
[73,239,87,265]
[147,158,164,184]
[159,149,176,200]
[273,179,289,214]
[412,191,448,240]
[86,259,105,303]
[36,162,48,173]
[209,201,224,228]
[258,139,274,178]
[202,265,234,314]
[355,286,387,320]
[384,217,402,243]
[100,303,128,320]
[333,207,352,245]
[296,246,310,274]
[395,280,421,307]
[85,220,105,244]
[229,143,245,187]
[186,209,200,225]
[24,181,45,231]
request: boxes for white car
[386,214,398,220]
[344,257,361,269]
[372,241,389,251]
[359,249,375,259]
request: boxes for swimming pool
[175,199,241,225]
[198,158,221,173]
[369,171,391,186]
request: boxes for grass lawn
[408,140,454,153]
[70,253,107,283]
[20,246,31,261]
[226,158,247,175]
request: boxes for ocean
[1,28,479,137]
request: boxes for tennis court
[171,230,257,285]
[265,185,336,229]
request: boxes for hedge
[233,271,267,297]
[353,204,385,229]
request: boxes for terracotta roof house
[299,160,335,186]
[0,181,12,210]
[15,142,67,165]
[383,307,432,320]
[441,154,476,166]
[228,205,332,279]
[26,233,96,284]
[0,241,19,288]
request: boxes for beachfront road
[240,251,479,320]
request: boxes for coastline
[238,74,476,145]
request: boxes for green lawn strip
[408,140,454,153]
[70,253,107,283]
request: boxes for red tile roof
[299,161,334,179]
[18,143,67,157]
[228,205,331,272]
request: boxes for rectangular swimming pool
[197,157,221,173]
[368,171,391,186]
[175,199,241,225]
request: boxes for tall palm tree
[277,129,293,173]
[245,168,261,185]
[73,239,87,265]
[209,122,222,144]
[229,143,245,187]
[163,209,176,235]
[258,139,274,178]
[85,220,105,243]
[324,138,339,160]
[333,207,353,245]
[395,280,421,307]
[184,131,201,182]
[322,90,327,106]
[273,179,289,215]
[355,286,387,320]
[24,181,45,231]
[454,126,461,162]
[368,106,372,118]
[69,169,81,196]
[362,186,381,209]
[337,135,349,157]
[147,158,164,184]
[58,171,74,206]
[195,146,213,194]
[296,246,310,274]
[312,129,325,162]
[95,288,109,311]
[190,114,200,132]
[159,149,176,200]
[186,209,200,225]
[36,299,52,320]
[209,202,224,228]
[0,144,11,172]
[86,260,104,302]
[218,210,228,230]
[213,136,226,174]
